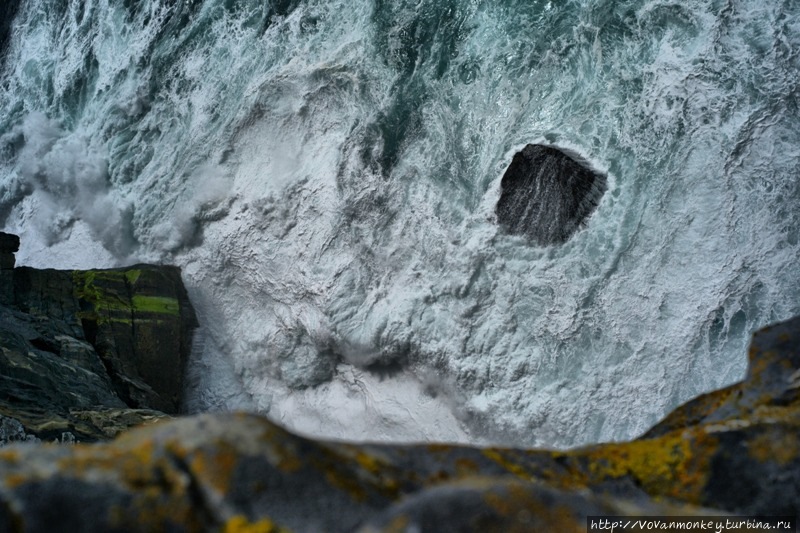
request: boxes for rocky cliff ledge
[0,232,197,443]
[0,241,798,532]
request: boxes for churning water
[1,0,799,448]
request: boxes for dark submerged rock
[496,144,607,245]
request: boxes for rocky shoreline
[0,232,196,443]
[0,231,798,531]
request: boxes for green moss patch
[131,296,179,316]
[72,270,180,319]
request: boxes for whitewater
[1,0,798,448]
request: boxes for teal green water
[1,0,799,446]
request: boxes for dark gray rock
[496,144,607,245]
[357,478,722,533]
[0,303,125,441]
[0,260,196,442]
[0,232,20,254]
[0,416,38,445]
[12,265,197,414]
[0,271,12,306]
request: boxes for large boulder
[0,249,196,442]
[0,317,799,531]
[496,144,607,245]
[0,413,724,533]
[11,265,197,414]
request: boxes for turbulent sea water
[1,0,799,448]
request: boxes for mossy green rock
[0,262,196,442]
[1,317,799,531]
[12,265,196,414]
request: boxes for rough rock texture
[0,234,196,442]
[0,232,18,271]
[0,232,19,305]
[0,413,722,533]
[10,265,197,414]
[495,144,607,245]
[0,417,39,446]
[1,317,799,531]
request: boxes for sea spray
[1,0,799,447]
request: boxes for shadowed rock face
[0,232,19,271]
[0,233,197,442]
[496,144,607,245]
[10,265,197,415]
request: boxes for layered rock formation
[0,232,19,306]
[0,308,798,531]
[496,144,607,245]
[0,232,196,442]
[0,232,18,270]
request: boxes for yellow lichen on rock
[0,449,20,463]
[1,317,800,531]
[481,449,533,479]
[3,472,26,489]
[223,515,291,533]
[572,427,715,502]
[187,441,239,494]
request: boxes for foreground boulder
[0,413,727,533]
[495,144,607,245]
[1,317,799,531]
[0,233,197,441]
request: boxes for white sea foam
[2,0,799,448]
[2,113,135,259]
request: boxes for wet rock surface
[0,233,196,442]
[1,315,799,531]
[0,232,18,271]
[495,144,607,245]
[0,232,19,305]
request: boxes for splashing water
[1,0,799,447]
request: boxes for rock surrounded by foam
[496,144,607,245]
